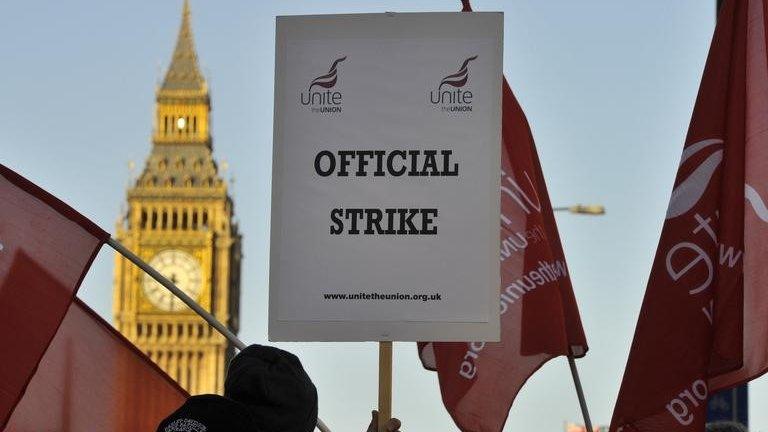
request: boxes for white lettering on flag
[718,244,743,268]
[665,379,708,426]
[459,259,569,379]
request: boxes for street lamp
[552,204,606,215]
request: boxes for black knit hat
[224,345,318,432]
[156,394,259,432]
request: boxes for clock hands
[143,251,202,311]
[168,274,179,310]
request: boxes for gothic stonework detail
[113,0,241,395]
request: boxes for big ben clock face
[142,249,202,312]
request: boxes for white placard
[269,12,502,341]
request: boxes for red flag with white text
[5,298,188,431]
[418,75,589,431]
[610,0,768,430]
[0,164,108,428]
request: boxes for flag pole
[567,356,593,431]
[107,237,333,432]
[317,417,331,432]
[378,341,393,432]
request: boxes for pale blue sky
[2,1,762,431]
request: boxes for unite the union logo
[665,137,768,225]
[429,55,478,112]
[300,56,346,114]
[666,138,724,219]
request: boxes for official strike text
[315,149,460,236]
[314,149,458,177]
[330,208,438,235]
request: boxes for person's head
[225,344,318,432]
[156,394,258,432]
[706,421,748,432]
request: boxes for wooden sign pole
[378,341,393,432]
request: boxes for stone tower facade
[112,0,241,395]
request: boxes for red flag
[0,164,108,428]
[5,298,188,431]
[419,77,589,432]
[610,0,768,430]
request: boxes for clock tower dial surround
[112,0,241,396]
[142,249,203,312]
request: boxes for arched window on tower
[186,358,192,389]
[140,209,147,229]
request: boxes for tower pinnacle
[152,0,211,146]
[160,0,206,93]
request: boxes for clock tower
[113,0,241,395]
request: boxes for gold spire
[152,0,211,147]
[160,0,206,93]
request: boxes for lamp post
[551,202,604,432]
[552,204,606,215]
